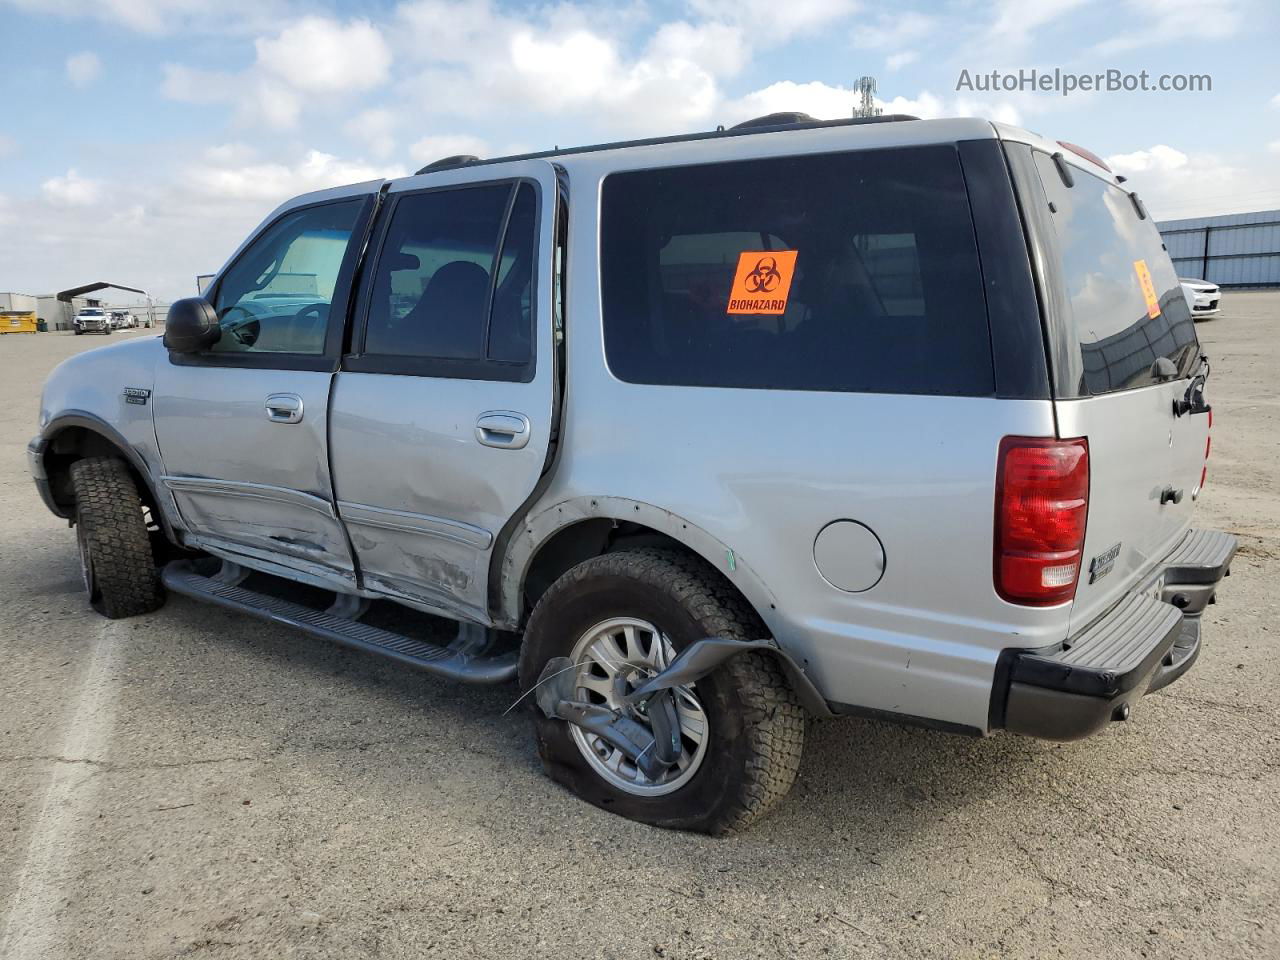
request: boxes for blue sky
[1,0,1277,300]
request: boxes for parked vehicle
[109,311,137,330]
[1180,278,1221,319]
[30,114,1235,833]
[72,307,111,335]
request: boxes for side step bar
[161,560,517,684]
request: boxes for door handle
[265,393,304,424]
[475,411,530,449]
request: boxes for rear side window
[1032,153,1198,395]
[362,182,536,367]
[600,146,994,396]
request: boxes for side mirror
[164,297,220,353]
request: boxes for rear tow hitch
[534,637,777,781]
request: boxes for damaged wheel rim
[569,617,709,796]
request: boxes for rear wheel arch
[505,498,782,630]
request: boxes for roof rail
[419,154,482,173]
[411,113,920,176]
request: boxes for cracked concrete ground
[2,295,1278,959]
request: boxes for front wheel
[69,457,164,619]
[519,548,805,834]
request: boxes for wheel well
[43,427,160,526]
[521,519,765,631]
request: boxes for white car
[1180,278,1221,319]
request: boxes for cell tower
[853,76,882,118]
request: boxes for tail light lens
[995,437,1090,606]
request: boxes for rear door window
[354,181,538,377]
[1032,153,1198,395]
[600,146,994,396]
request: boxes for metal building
[1157,208,1280,287]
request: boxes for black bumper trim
[1162,528,1237,586]
[996,528,1234,741]
[1010,593,1183,698]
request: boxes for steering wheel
[292,302,329,346]
[220,305,259,347]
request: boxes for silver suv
[29,114,1235,832]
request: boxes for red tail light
[995,436,1090,606]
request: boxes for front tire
[69,457,163,619]
[519,548,805,834]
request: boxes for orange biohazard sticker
[1133,259,1161,319]
[727,250,798,315]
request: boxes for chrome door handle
[265,393,304,424]
[475,411,530,449]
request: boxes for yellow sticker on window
[727,251,798,315]
[1134,259,1161,319]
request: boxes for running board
[161,560,517,684]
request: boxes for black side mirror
[164,298,220,353]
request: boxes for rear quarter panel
[533,135,1069,732]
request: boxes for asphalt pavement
[1,299,1277,959]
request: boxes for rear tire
[519,548,805,834]
[70,457,164,619]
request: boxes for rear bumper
[995,528,1236,741]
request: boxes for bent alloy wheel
[568,616,709,796]
[519,547,804,834]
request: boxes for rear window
[600,146,994,396]
[1032,153,1199,395]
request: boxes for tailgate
[1009,142,1211,632]
[1057,381,1210,632]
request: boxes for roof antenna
[853,76,882,118]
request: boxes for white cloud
[648,20,748,78]
[41,169,102,206]
[255,17,391,94]
[722,81,1020,127]
[346,108,399,159]
[1,0,289,34]
[0,134,15,158]
[981,0,1090,52]
[1271,92,1280,108]
[181,148,405,202]
[1092,0,1243,55]
[162,18,390,129]
[65,51,101,87]
[0,193,14,226]
[688,0,858,43]
[852,12,936,49]
[409,134,489,167]
[392,0,836,134]
[886,51,918,71]
[1105,144,1280,219]
[1268,140,1280,155]
[1106,144,1191,175]
[159,64,236,103]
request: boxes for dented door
[153,189,375,586]
[329,160,559,623]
